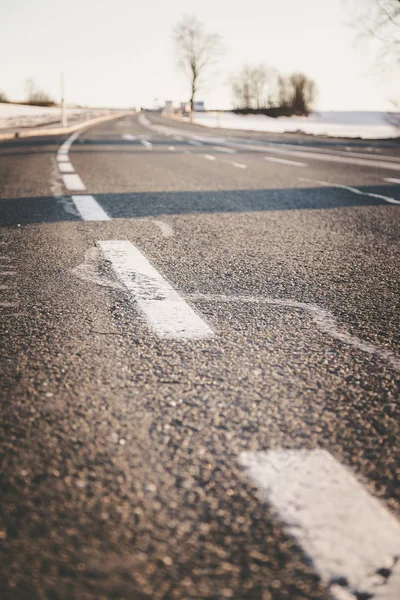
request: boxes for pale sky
[1,0,398,110]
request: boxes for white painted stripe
[122,134,136,140]
[57,154,70,162]
[62,174,86,192]
[384,177,400,184]
[240,450,400,600]
[231,162,247,169]
[98,240,214,340]
[57,148,69,156]
[300,177,400,206]
[204,154,216,161]
[71,195,110,221]
[189,140,203,146]
[168,146,176,151]
[58,162,74,174]
[265,156,306,167]
[140,139,152,148]
[213,146,236,154]
[262,146,400,171]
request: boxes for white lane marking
[151,220,174,238]
[300,177,400,206]
[98,240,214,340]
[57,155,70,163]
[187,293,400,372]
[265,156,306,167]
[204,154,216,161]
[71,195,110,221]
[122,134,136,140]
[62,174,86,192]
[213,146,236,154]
[384,177,400,184]
[140,139,152,148]
[231,162,247,169]
[58,162,75,174]
[168,146,176,151]
[189,140,203,146]
[261,146,400,172]
[240,450,400,600]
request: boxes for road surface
[0,112,399,600]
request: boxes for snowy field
[194,111,400,139]
[0,103,108,130]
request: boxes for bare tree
[350,0,400,65]
[25,78,54,106]
[173,15,224,115]
[287,72,317,115]
[231,65,276,110]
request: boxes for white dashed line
[140,139,152,148]
[58,162,75,174]
[62,174,86,192]
[121,134,136,140]
[71,195,110,221]
[384,177,400,184]
[231,162,247,169]
[265,156,306,167]
[98,240,214,340]
[168,146,176,151]
[213,146,236,154]
[204,155,216,161]
[300,177,400,205]
[240,449,400,600]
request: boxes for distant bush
[231,66,317,117]
[25,78,55,107]
[0,90,9,103]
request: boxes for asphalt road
[0,112,399,600]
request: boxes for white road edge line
[98,240,214,340]
[265,156,306,167]
[71,195,110,221]
[62,174,86,192]
[300,177,400,206]
[240,449,400,600]
[204,154,216,161]
[384,177,400,184]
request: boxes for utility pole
[61,73,67,128]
